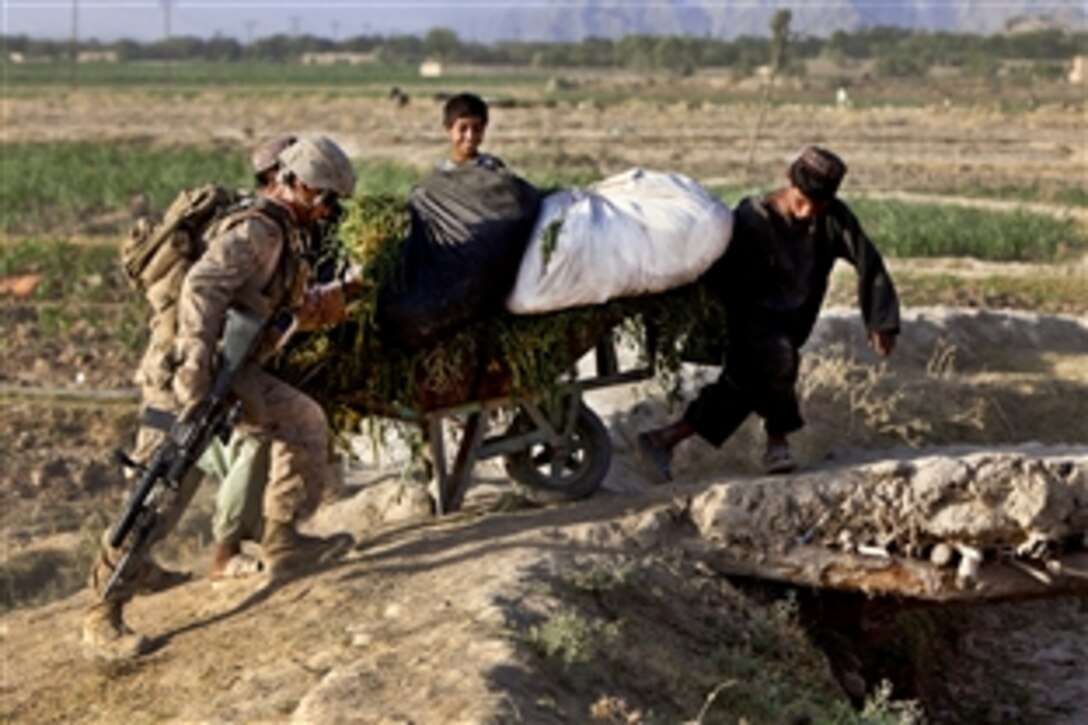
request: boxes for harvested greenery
[274,194,725,430]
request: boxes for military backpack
[120,184,238,293]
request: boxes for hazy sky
[4,1,1084,43]
[2,1,502,42]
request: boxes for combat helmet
[277,134,356,199]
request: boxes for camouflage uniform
[85,134,356,661]
[90,202,323,603]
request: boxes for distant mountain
[445,1,1087,41]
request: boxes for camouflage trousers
[89,368,330,604]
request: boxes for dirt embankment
[1,445,1085,723]
[2,306,1087,722]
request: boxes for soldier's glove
[342,262,364,298]
[295,280,352,333]
[172,344,213,415]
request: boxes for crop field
[1,61,1086,722]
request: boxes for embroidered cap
[788,146,847,203]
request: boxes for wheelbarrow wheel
[504,402,612,502]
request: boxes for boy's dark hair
[443,92,489,128]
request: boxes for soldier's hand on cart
[341,262,364,298]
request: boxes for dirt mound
[811,305,1088,373]
[3,445,1084,723]
[691,449,1087,569]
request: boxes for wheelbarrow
[334,314,655,514]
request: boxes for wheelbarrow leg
[594,330,618,376]
[426,416,450,516]
[445,411,485,513]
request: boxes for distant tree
[732,35,769,74]
[692,36,736,67]
[377,35,424,64]
[769,9,792,73]
[341,35,383,53]
[964,51,999,78]
[205,35,242,62]
[572,36,615,67]
[826,29,868,60]
[616,35,656,70]
[111,39,143,61]
[151,35,204,61]
[875,51,926,78]
[2,35,30,55]
[251,34,295,62]
[744,10,793,180]
[423,28,460,61]
[654,36,691,74]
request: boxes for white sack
[507,168,733,314]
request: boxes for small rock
[929,542,954,567]
[955,545,983,588]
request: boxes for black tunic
[683,193,900,446]
[709,194,900,347]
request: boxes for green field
[4,140,1083,264]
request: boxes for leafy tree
[377,35,424,64]
[875,51,926,78]
[769,9,792,72]
[616,35,656,70]
[654,36,691,74]
[205,35,242,62]
[423,28,460,61]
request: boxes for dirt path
[3,444,1087,723]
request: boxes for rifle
[104,309,267,598]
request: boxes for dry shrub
[792,340,992,462]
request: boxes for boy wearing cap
[638,146,899,478]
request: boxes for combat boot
[261,520,353,583]
[139,557,192,593]
[81,600,149,661]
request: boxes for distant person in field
[438,92,506,172]
[638,146,900,478]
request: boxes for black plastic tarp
[377,164,542,348]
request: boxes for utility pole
[161,0,173,81]
[245,19,257,83]
[244,19,258,130]
[69,0,79,87]
[744,9,792,183]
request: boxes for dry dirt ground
[3,308,1087,722]
[2,88,1087,721]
